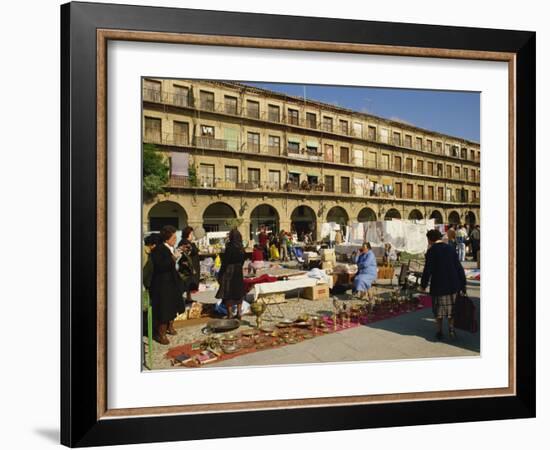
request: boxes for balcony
[284,147,323,162]
[143,88,162,103]
[143,131,480,184]
[267,145,281,156]
[246,142,260,153]
[242,107,261,120]
[199,100,215,112]
[143,131,190,147]
[320,122,334,132]
[306,119,318,129]
[167,175,474,205]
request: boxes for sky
[245,82,480,143]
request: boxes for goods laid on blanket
[167,292,433,368]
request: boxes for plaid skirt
[432,292,458,318]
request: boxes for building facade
[142,78,480,241]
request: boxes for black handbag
[453,294,478,333]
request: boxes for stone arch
[291,205,317,241]
[249,204,280,237]
[357,207,377,222]
[384,208,401,220]
[326,206,349,227]
[408,209,424,220]
[448,210,461,225]
[430,210,444,224]
[147,200,188,231]
[202,202,237,232]
[465,210,477,225]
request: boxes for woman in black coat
[420,228,466,340]
[149,225,185,345]
[215,229,246,319]
[177,226,201,302]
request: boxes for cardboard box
[302,283,330,301]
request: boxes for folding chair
[397,260,411,289]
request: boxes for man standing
[420,229,466,340]
[446,224,457,254]
[279,230,289,261]
[258,225,268,260]
[456,225,468,262]
[470,225,481,262]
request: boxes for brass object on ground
[296,313,310,323]
[239,337,255,348]
[204,318,241,333]
[221,343,240,354]
[250,302,267,329]
[241,329,260,337]
[276,319,294,328]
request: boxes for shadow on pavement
[364,296,480,353]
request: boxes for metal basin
[203,318,241,334]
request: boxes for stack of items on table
[303,251,321,269]
[331,262,358,286]
[320,248,336,274]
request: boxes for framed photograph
[61,1,535,447]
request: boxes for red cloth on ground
[165,301,442,368]
[243,274,278,293]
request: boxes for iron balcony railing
[167,175,478,205]
[143,132,480,183]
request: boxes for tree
[143,143,169,196]
[225,218,244,229]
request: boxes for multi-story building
[142,79,480,241]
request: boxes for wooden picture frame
[61,1,535,447]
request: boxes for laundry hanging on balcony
[353,178,366,195]
[170,152,189,177]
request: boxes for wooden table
[332,272,355,286]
